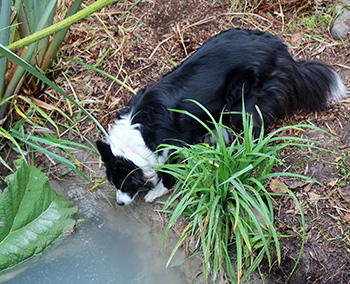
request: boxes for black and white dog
[97,28,346,205]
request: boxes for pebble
[331,0,350,40]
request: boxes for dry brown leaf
[344,212,350,223]
[311,44,326,57]
[308,192,321,200]
[304,181,315,192]
[327,179,338,188]
[269,178,288,194]
[28,97,58,111]
[338,145,349,150]
[334,156,343,163]
[290,32,303,43]
[286,180,308,189]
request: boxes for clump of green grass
[158,100,326,283]
[288,5,334,34]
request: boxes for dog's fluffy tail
[293,61,346,111]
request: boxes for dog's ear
[96,140,113,162]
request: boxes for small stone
[332,20,350,40]
[331,0,350,40]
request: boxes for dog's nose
[117,200,125,206]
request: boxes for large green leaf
[0,159,77,271]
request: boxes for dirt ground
[8,0,350,283]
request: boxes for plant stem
[0,0,119,59]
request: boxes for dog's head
[96,140,148,205]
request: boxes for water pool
[0,182,190,284]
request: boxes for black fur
[128,29,341,148]
[97,28,344,205]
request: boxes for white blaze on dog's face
[116,189,135,205]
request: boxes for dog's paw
[144,191,158,202]
[144,182,169,202]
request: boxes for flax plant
[159,100,327,283]
[0,0,119,177]
[0,0,118,121]
[0,46,102,180]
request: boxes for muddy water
[0,181,202,284]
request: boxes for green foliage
[0,45,106,180]
[0,159,77,271]
[159,101,325,283]
[0,0,82,119]
[0,0,117,178]
[0,0,119,113]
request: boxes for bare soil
[5,0,350,283]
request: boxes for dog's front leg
[144,179,169,202]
